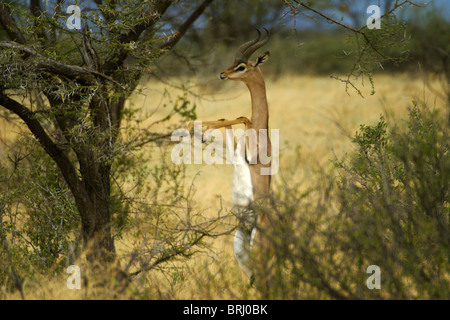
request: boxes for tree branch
[0,92,82,196]
[159,0,214,51]
[128,233,207,277]
[30,0,52,44]
[0,41,122,86]
[290,0,413,59]
[357,0,410,32]
[293,1,360,33]
[0,2,27,44]
[93,0,117,25]
[102,0,173,74]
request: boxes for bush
[255,101,449,299]
[0,135,79,286]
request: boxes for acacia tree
[0,0,214,264]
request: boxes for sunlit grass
[128,73,444,212]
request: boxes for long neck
[243,68,271,200]
[244,69,268,131]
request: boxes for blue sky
[37,0,449,34]
[282,0,450,30]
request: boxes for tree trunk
[74,162,116,265]
[46,88,119,266]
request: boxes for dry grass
[129,73,443,211]
[1,73,445,299]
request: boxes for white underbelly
[230,135,256,279]
[232,161,253,207]
[231,134,253,207]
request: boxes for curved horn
[234,28,261,62]
[242,28,270,60]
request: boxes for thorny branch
[288,0,416,96]
[0,41,122,86]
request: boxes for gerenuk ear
[253,51,270,68]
